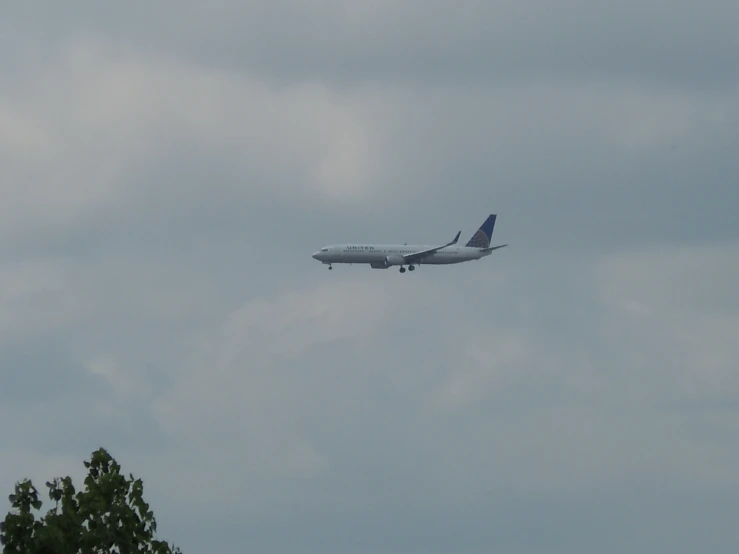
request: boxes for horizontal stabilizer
[481,244,507,252]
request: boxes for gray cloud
[6,1,739,87]
[1,2,739,553]
[4,42,737,258]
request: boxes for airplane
[312,214,506,273]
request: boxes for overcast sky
[2,2,739,553]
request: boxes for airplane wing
[402,231,461,263]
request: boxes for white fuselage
[312,244,490,268]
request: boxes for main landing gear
[399,265,415,273]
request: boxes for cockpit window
[321,248,329,252]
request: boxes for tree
[0,448,181,553]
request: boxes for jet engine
[383,254,405,267]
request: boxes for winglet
[451,230,461,245]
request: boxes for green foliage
[0,448,181,554]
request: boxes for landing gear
[328,264,332,270]
[399,267,406,273]
[408,265,415,271]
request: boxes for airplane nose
[312,251,321,260]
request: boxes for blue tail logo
[465,214,497,248]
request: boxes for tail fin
[465,214,497,248]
